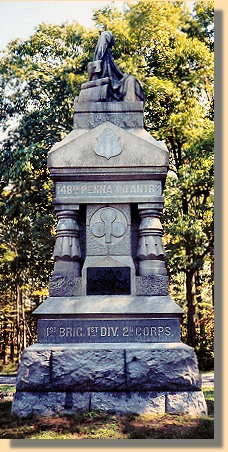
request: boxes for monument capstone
[12,31,207,418]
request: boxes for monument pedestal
[12,341,207,418]
[12,296,207,418]
[12,35,208,418]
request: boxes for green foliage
[195,308,214,370]
[181,0,214,51]
[0,22,93,292]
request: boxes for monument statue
[78,30,144,103]
[88,30,144,102]
[12,32,207,419]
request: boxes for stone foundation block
[166,391,208,416]
[12,392,65,419]
[52,348,126,390]
[16,348,51,391]
[11,390,208,418]
[91,391,165,414]
[125,346,201,391]
[14,343,202,393]
[11,391,90,419]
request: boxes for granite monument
[12,31,207,418]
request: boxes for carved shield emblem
[95,128,122,159]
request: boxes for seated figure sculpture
[78,30,144,103]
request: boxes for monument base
[11,342,207,418]
[12,390,207,419]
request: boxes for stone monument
[12,31,207,418]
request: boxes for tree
[181,0,214,51]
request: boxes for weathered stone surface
[52,348,126,391]
[68,392,91,414]
[11,390,208,418]
[12,32,207,421]
[15,343,201,393]
[48,122,169,173]
[89,206,128,245]
[12,392,64,418]
[78,79,109,103]
[166,391,208,416]
[33,295,183,316]
[136,275,169,296]
[73,101,144,129]
[74,100,144,113]
[15,348,51,391]
[11,391,90,418]
[86,222,131,257]
[125,344,201,391]
[49,275,82,297]
[91,391,165,414]
[74,111,144,129]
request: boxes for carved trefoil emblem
[90,207,127,245]
[95,128,122,159]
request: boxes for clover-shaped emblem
[91,208,126,244]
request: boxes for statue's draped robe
[92,31,144,102]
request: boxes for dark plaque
[38,318,181,344]
[87,267,130,295]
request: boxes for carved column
[137,203,167,276]
[53,209,81,276]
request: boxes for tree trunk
[186,267,197,347]
[16,286,21,362]
[2,323,7,365]
[21,294,27,351]
[10,326,14,363]
[210,249,214,307]
[195,269,205,338]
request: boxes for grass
[203,389,214,417]
[0,385,16,393]
[0,387,214,439]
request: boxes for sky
[0,0,124,140]
[0,1,199,53]
[0,1,123,51]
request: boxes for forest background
[0,0,214,371]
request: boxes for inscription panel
[55,181,162,203]
[38,318,180,343]
[87,267,131,295]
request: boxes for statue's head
[98,30,115,48]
